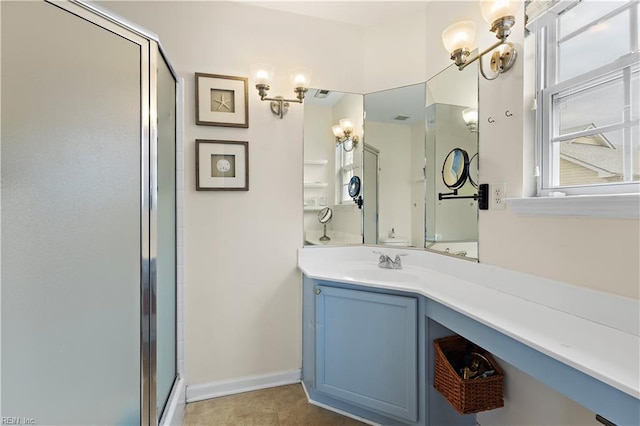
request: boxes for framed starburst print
[195,73,249,128]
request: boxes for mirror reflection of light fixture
[250,63,312,119]
[462,107,478,132]
[442,0,519,80]
[332,118,359,152]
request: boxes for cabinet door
[315,286,418,422]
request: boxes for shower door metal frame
[43,1,179,425]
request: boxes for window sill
[506,194,640,219]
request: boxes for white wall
[363,2,428,93]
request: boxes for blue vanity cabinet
[311,282,418,422]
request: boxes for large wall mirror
[362,84,426,248]
[303,90,364,246]
[303,62,478,260]
[425,62,479,259]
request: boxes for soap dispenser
[389,228,395,238]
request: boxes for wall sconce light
[462,107,478,132]
[442,0,519,80]
[250,63,312,119]
[332,118,359,152]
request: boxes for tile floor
[183,383,367,425]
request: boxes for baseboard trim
[300,381,378,426]
[186,369,301,403]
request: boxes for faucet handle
[373,250,387,261]
[393,253,408,268]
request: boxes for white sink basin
[343,267,420,283]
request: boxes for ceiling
[239,1,430,26]
[365,83,426,125]
[306,84,426,126]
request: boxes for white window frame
[536,0,640,197]
[336,143,355,204]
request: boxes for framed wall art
[196,140,249,191]
[195,73,249,128]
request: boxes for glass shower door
[155,51,177,419]
[1,1,145,424]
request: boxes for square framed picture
[195,73,249,128]
[196,140,249,191]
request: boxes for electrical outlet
[491,183,507,210]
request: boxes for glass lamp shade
[462,108,478,125]
[289,67,312,89]
[332,125,345,138]
[480,0,520,23]
[442,21,477,53]
[251,63,275,85]
[339,118,355,133]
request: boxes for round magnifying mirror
[441,148,469,189]
[348,175,361,198]
[468,153,479,188]
[318,207,333,224]
[318,207,333,242]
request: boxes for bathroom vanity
[298,246,640,426]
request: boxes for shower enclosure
[1,1,179,424]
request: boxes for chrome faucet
[373,251,407,270]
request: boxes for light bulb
[480,0,520,24]
[332,125,345,138]
[250,63,274,85]
[289,67,312,89]
[339,118,354,132]
[442,21,477,53]
[462,108,478,125]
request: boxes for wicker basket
[433,335,504,414]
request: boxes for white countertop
[298,245,640,400]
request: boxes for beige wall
[98,0,365,386]
[96,1,637,424]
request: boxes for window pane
[344,150,354,165]
[554,127,640,186]
[559,10,630,81]
[342,184,349,202]
[560,0,627,38]
[633,65,640,122]
[554,70,628,135]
